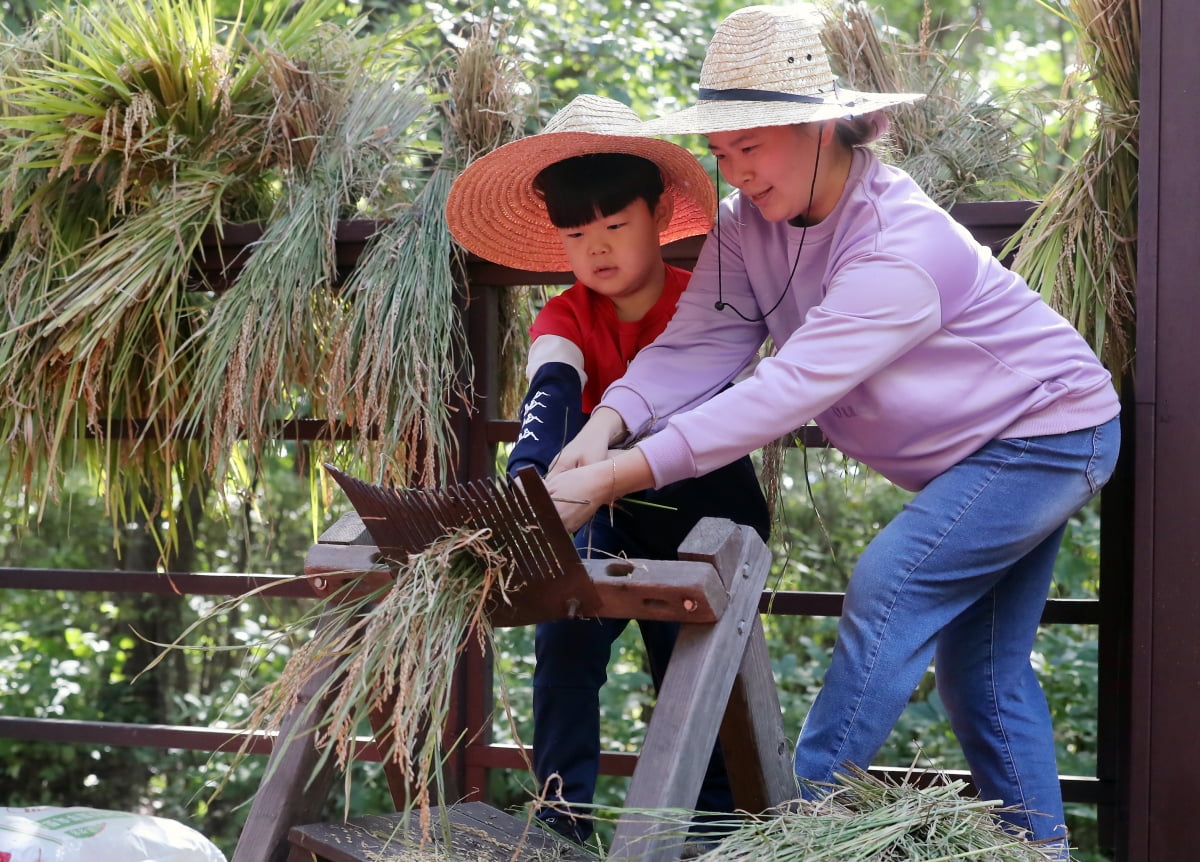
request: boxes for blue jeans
[533,455,770,841]
[793,417,1120,850]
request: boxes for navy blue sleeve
[506,361,586,479]
[504,360,583,480]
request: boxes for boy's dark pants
[532,455,771,842]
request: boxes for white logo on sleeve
[516,390,552,444]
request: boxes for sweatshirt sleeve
[603,221,769,440]
[506,354,586,479]
[633,252,944,486]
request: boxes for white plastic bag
[0,806,227,862]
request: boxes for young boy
[445,95,770,844]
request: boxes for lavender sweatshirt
[602,148,1120,492]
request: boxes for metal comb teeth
[322,464,585,584]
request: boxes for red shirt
[529,265,690,412]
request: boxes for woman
[546,5,1120,854]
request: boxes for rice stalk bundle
[0,0,463,549]
[238,526,510,836]
[443,14,530,166]
[323,162,463,489]
[324,20,533,488]
[178,24,435,473]
[443,17,536,425]
[821,2,1039,206]
[1009,0,1139,376]
[674,768,1059,861]
[0,0,280,512]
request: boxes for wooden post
[607,519,792,862]
[716,615,797,813]
[1130,1,1200,858]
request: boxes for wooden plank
[576,557,729,623]
[716,615,797,813]
[442,801,591,854]
[0,567,311,597]
[231,615,346,862]
[609,519,773,862]
[301,544,730,625]
[0,716,375,760]
[1131,2,1200,859]
[288,802,591,861]
[303,544,392,599]
[317,511,373,545]
[287,821,382,862]
[485,556,730,628]
[303,543,384,576]
[676,517,749,590]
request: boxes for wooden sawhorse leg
[231,614,344,862]
[608,519,797,862]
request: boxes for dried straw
[237,526,511,838]
[820,2,1039,206]
[443,17,536,423]
[178,31,434,477]
[632,768,1061,861]
[443,14,530,166]
[0,0,275,522]
[1009,0,1139,376]
[0,0,468,549]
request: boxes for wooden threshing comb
[316,465,604,626]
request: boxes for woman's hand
[546,447,656,532]
[548,407,627,476]
[544,459,612,532]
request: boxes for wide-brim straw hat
[640,4,925,137]
[446,95,716,272]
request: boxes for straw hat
[640,4,924,137]
[445,95,716,272]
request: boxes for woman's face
[707,124,829,223]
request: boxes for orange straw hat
[445,95,716,272]
[640,4,924,137]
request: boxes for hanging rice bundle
[1009,0,1139,376]
[820,2,1040,206]
[0,0,282,519]
[323,17,535,489]
[443,14,530,166]
[0,0,466,550]
[444,16,538,424]
[182,32,436,479]
[321,163,463,489]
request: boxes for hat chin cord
[714,133,822,322]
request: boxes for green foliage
[0,0,1119,859]
[0,450,393,854]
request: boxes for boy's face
[555,197,671,313]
